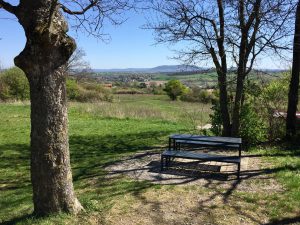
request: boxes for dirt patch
[105,150,283,193]
[103,150,286,225]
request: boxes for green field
[0,95,299,224]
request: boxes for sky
[0,2,293,70]
[0,7,180,69]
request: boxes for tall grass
[70,94,212,132]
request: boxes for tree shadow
[69,130,171,182]
[1,214,34,225]
[263,216,300,225]
[1,133,300,224]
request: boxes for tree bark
[286,0,300,138]
[13,0,83,216]
[216,0,231,136]
[231,2,248,137]
[218,73,231,136]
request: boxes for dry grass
[70,94,212,128]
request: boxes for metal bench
[161,134,242,179]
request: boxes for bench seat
[175,140,240,149]
[162,150,240,163]
[161,150,241,179]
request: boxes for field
[93,70,283,88]
[0,95,300,225]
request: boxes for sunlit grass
[0,96,299,224]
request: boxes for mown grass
[0,96,300,224]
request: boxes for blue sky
[0,3,292,70]
[0,8,179,69]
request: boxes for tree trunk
[218,73,231,136]
[27,67,82,215]
[14,0,83,216]
[231,31,248,137]
[286,0,300,138]
[231,72,245,137]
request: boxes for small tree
[164,80,187,100]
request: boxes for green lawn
[0,96,299,225]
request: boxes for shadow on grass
[264,216,300,225]
[0,143,30,191]
[1,132,300,224]
[0,130,172,224]
[1,214,34,225]
[69,130,171,182]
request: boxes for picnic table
[161,134,242,179]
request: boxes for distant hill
[93,65,205,73]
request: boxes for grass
[0,95,300,224]
[72,94,212,129]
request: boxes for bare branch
[0,0,17,15]
[59,0,98,15]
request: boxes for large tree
[0,0,132,216]
[286,0,300,138]
[149,0,296,136]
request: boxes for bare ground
[102,150,291,225]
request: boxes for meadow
[0,95,299,225]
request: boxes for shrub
[0,67,29,101]
[66,79,113,102]
[66,79,80,100]
[209,99,223,136]
[210,75,290,145]
[150,86,165,95]
[164,80,188,100]
[253,76,289,140]
[181,86,215,103]
[239,103,267,145]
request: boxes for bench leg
[237,163,241,179]
[161,155,164,171]
[166,156,170,167]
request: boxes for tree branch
[59,1,98,15]
[0,0,17,15]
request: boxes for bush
[253,76,289,140]
[150,86,165,95]
[164,80,188,100]
[66,79,80,100]
[181,86,215,103]
[66,79,113,102]
[0,67,29,101]
[210,75,290,145]
[209,99,223,136]
[239,103,267,145]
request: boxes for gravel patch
[105,150,284,193]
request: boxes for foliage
[239,103,267,145]
[180,86,216,103]
[209,99,223,136]
[210,75,290,144]
[253,75,290,140]
[164,80,188,100]
[66,79,113,102]
[149,86,165,95]
[0,67,29,101]
[66,79,81,100]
